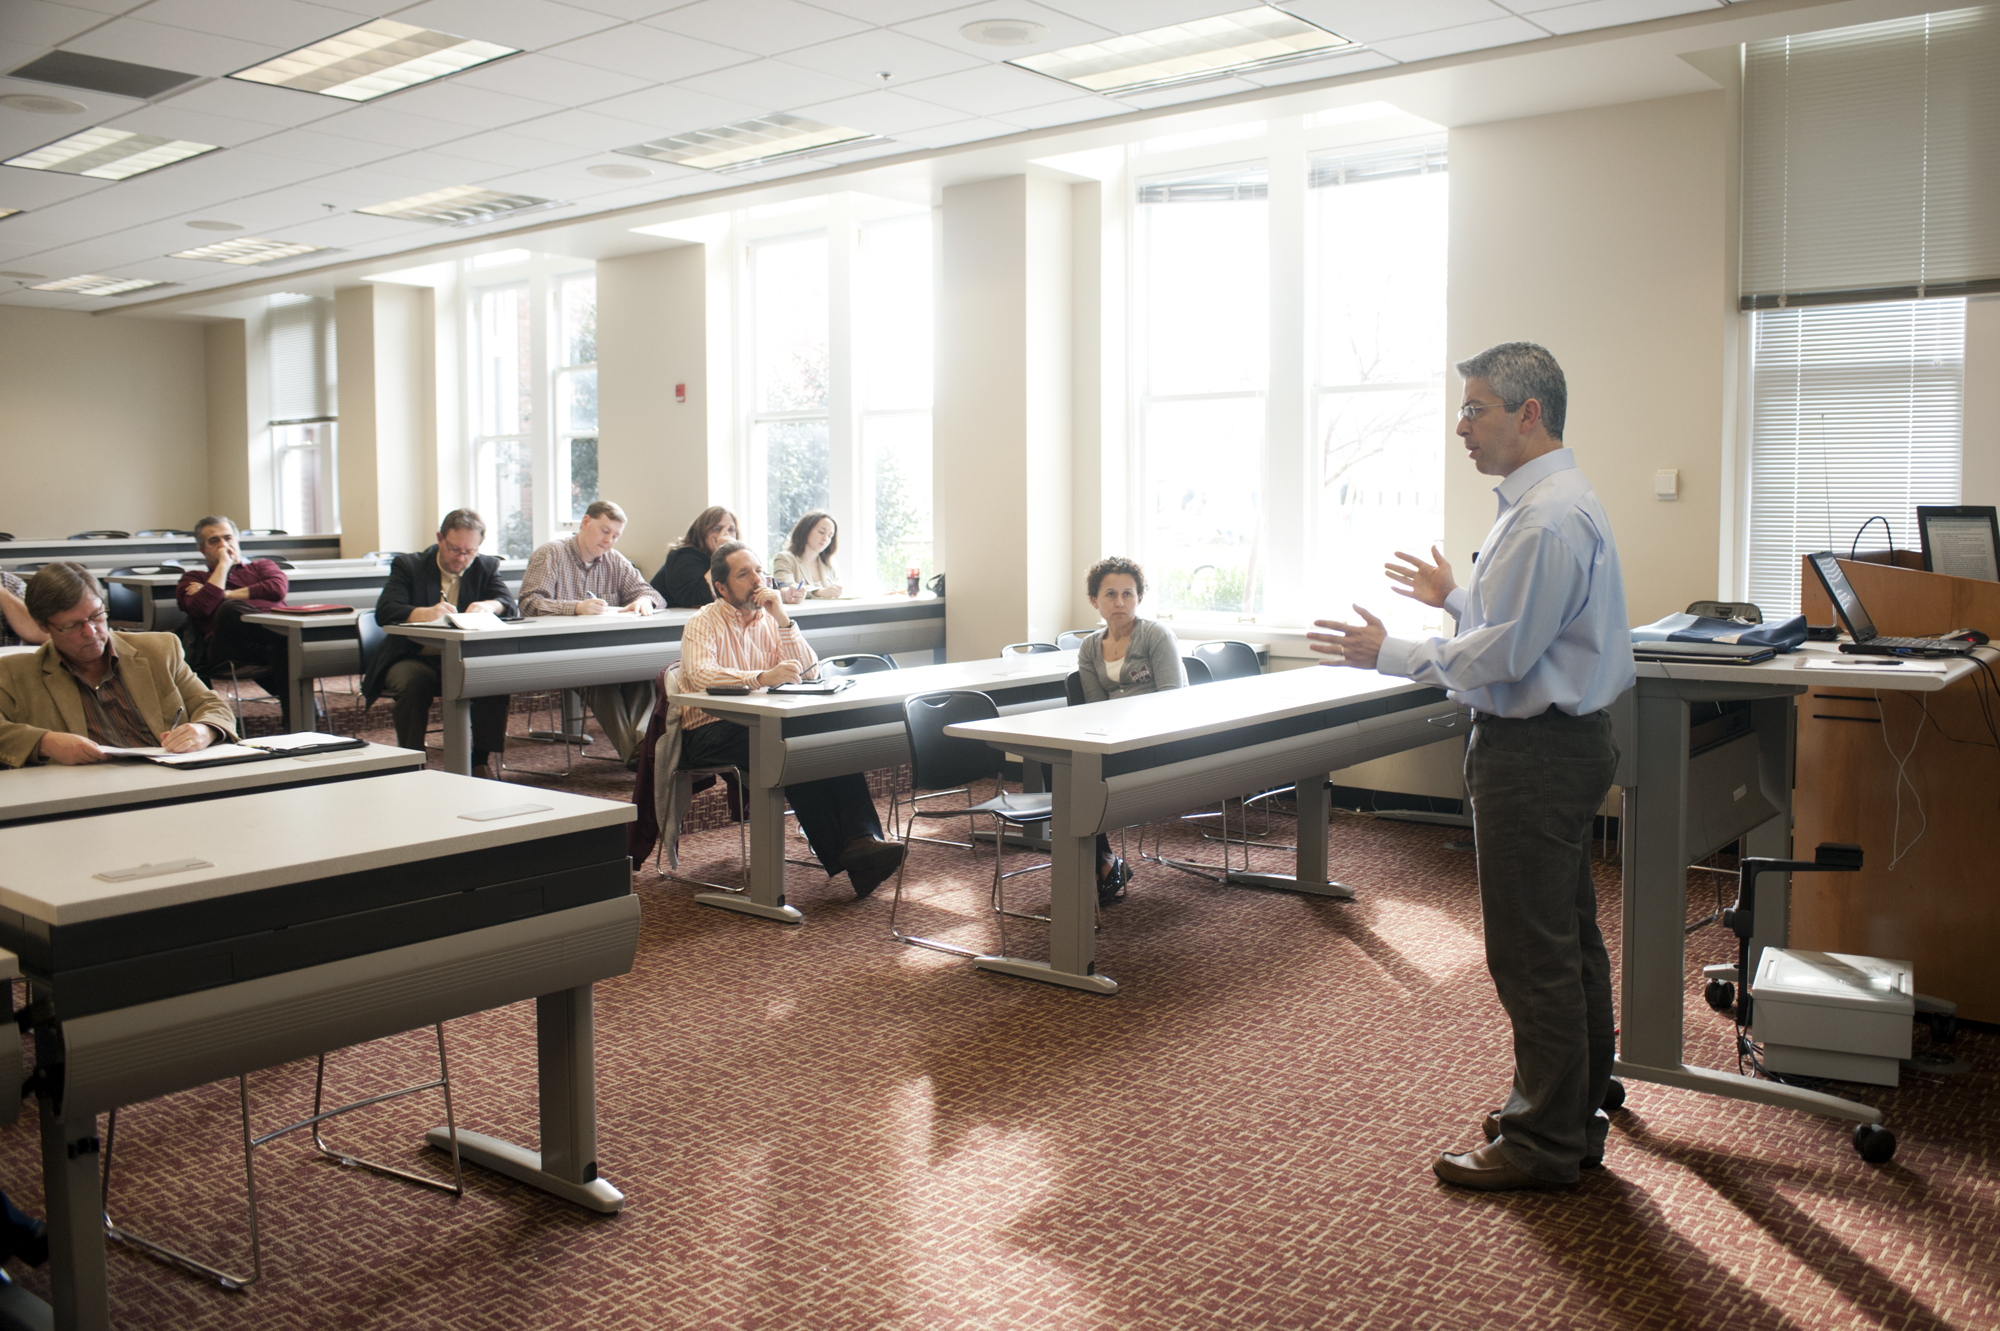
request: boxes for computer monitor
[1917,505,2000,581]
[1804,552,1877,642]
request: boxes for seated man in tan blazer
[0,562,236,767]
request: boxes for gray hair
[1455,342,1566,441]
[194,515,238,542]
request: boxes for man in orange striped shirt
[677,541,904,897]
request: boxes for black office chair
[102,571,150,625]
[1055,630,1092,650]
[1063,670,1086,706]
[68,530,129,540]
[1181,656,1213,686]
[270,557,297,570]
[133,529,196,538]
[1000,641,1060,655]
[0,533,15,543]
[1191,639,1260,681]
[889,690,1054,959]
[818,653,897,677]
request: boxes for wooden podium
[1796,556,2000,1022]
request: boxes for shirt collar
[1494,447,1576,514]
[570,535,604,568]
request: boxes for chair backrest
[903,690,1003,794]
[1192,639,1260,681]
[68,530,129,540]
[241,528,285,536]
[1000,641,1060,655]
[0,533,13,543]
[1064,670,1085,706]
[1686,599,1762,624]
[134,529,195,538]
[365,550,403,562]
[1182,656,1214,686]
[356,608,387,674]
[102,578,144,624]
[1055,630,1091,650]
[819,653,896,677]
[270,557,297,569]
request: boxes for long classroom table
[109,559,528,635]
[947,667,1460,993]
[666,653,1076,922]
[385,594,948,774]
[0,770,639,1331]
[0,741,422,825]
[0,533,339,570]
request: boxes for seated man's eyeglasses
[49,610,108,637]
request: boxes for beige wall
[334,284,430,558]
[1963,296,2000,508]
[596,244,710,577]
[0,306,209,538]
[203,319,253,527]
[1447,91,1731,624]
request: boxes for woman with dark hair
[1074,555,1185,902]
[652,506,740,607]
[771,510,843,601]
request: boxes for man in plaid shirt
[520,499,667,766]
[677,540,905,897]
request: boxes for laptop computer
[1804,551,1977,656]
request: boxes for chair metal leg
[309,1024,463,1197]
[659,767,753,894]
[103,1076,261,1291]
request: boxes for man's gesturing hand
[1386,545,1456,609]
[1306,604,1387,670]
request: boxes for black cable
[1850,515,1895,562]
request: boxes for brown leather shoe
[842,837,905,898]
[1433,1141,1566,1191]
[1482,1110,1604,1169]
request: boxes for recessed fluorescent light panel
[29,274,174,296]
[170,237,334,265]
[357,186,565,226]
[1011,6,1353,95]
[231,20,516,102]
[3,128,218,180]
[616,115,874,172]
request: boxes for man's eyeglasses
[49,611,108,637]
[1458,399,1523,422]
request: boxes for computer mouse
[1947,629,1990,645]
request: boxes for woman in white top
[770,510,843,600]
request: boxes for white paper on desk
[444,610,509,631]
[1806,656,1951,672]
[147,744,275,766]
[96,745,170,759]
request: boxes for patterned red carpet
[2,683,1992,1329]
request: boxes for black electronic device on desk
[1805,551,1979,657]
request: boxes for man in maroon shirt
[175,515,293,730]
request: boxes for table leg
[692,717,804,924]
[1223,776,1354,898]
[424,985,625,1213]
[976,758,1117,994]
[285,631,315,734]
[29,1098,109,1331]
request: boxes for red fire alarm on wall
[675,383,686,404]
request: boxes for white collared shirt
[1374,448,1636,718]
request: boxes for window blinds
[1740,6,2000,309]
[1136,164,1268,204]
[267,293,337,423]
[1744,300,1964,617]
[1307,140,1446,189]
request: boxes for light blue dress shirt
[1374,448,1636,718]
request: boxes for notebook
[1804,553,1978,657]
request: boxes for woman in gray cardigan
[1074,555,1186,901]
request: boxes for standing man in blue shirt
[1309,342,1635,1191]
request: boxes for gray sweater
[1076,618,1186,702]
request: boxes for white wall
[0,306,209,538]
[334,283,429,558]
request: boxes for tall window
[555,274,598,524]
[470,284,534,558]
[267,293,338,533]
[1135,165,1270,615]
[1743,299,1965,615]
[858,213,934,587]
[749,233,830,551]
[1311,144,1448,639]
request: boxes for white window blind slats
[1744,300,1964,617]
[1136,164,1269,204]
[267,294,337,423]
[1740,6,2000,307]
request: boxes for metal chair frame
[102,1026,462,1292]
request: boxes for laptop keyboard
[1861,635,1975,654]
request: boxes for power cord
[1878,688,1928,869]
[1849,515,1895,562]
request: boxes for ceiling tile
[1115,76,1262,108]
[464,165,635,199]
[816,138,910,164]
[509,106,670,151]
[133,0,365,48]
[101,103,279,148]
[40,0,150,14]
[551,0,682,19]
[644,0,872,57]
[309,102,488,150]
[793,88,976,135]
[355,81,563,130]
[431,128,584,169]
[1040,1,1255,29]
[894,62,1077,116]
[673,57,873,110]
[0,74,146,122]
[386,0,623,51]
[1238,47,1396,84]
[1368,14,1550,61]
[453,51,655,105]
[305,164,502,207]
[0,168,115,210]
[170,183,379,230]
[778,28,985,84]
[892,1,1116,59]
[992,92,1125,129]
[254,209,435,244]
[541,23,751,83]
[59,18,278,76]
[797,1,961,23]
[891,115,1015,148]
[240,127,399,169]
[367,147,566,186]
[1517,0,1720,35]
[586,82,765,134]
[1279,1,1515,44]
[0,1,105,48]
[149,145,335,194]
[150,76,346,126]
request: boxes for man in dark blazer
[363,509,518,779]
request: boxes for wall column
[937,175,1074,659]
[334,284,430,558]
